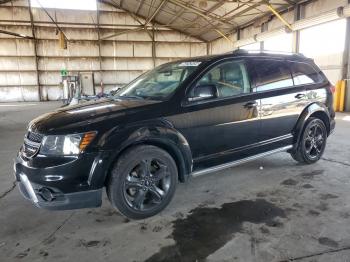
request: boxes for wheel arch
[103,125,193,186]
[293,102,331,147]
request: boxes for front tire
[291,117,327,164]
[107,145,178,219]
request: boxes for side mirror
[188,84,217,102]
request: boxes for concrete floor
[1,102,350,262]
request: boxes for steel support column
[343,1,350,111]
[292,3,303,53]
[266,3,293,31]
[260,22,268,51]
[27,0,41,101]
[97,1,103,93]
[236,28,241,50]
[152,25,156,68]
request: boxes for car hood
[28,98,160,134]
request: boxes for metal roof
[0,0,302,42]
[103,0,302,42]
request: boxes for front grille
[23,143,38,156]
[27,131,43,143]
[21,131,43,158]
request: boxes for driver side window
[195,60,251,99]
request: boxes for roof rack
[232,49,306,58]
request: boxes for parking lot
[0,102,349,262]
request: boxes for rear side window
[291,62,324,85]
[253,60,293,92]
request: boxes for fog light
[39,187,55,202]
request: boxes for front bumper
[14,151,111,210]
[17,173,102,210]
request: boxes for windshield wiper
[115,95,144,100]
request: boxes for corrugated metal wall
[0,0,207,101]
[1,0,348,102]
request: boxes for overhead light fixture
[292,7,344,31]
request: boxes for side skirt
[191,145,293,178]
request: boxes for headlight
[40,132,97,155]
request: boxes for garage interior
[1,0,350,261]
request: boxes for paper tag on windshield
[178,61,201,67]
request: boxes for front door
[167,59,260,170]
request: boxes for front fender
[100,119,193,183]
[293,102,331,147]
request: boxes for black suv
[15,50,335,219]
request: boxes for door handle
[295,93,305,99]
[243,101,258,109]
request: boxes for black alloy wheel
[107,145,177,219]
[303,121,326,160]
[291,117,327,164]
[123,158,171,212]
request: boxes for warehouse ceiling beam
[209,0,299,44]
[185,0,245,38]
[220,0,292,24]
[167,0,234,44]
[143,0,169,48]
[34,0,69,40]
[166,0,196,26]
[153,0,197,22]
[0,18,169,29]
[265,1,293,31]
[144,0,168,26]
[216,0,257,22]
[209,0,291,5]
[168,0,234,26]
[135,0,145,14]
[100,0,153,39]
[101,27,145,40]
[99,0,206,42]
[180,0,227,31]
[283,0,297,5]
[109,0,207,40]
[0,19,231,31]
[0,29,34,39]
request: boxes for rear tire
[107,145,178,219]
[291,117,327,164]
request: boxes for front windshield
[115,61,201,100]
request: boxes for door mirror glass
[188,84,217,102]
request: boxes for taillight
[329,85,336,94]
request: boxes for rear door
[252,59,308,148]
[292,61,327,105]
